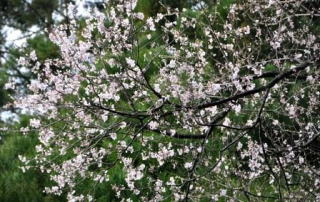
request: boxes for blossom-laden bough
[11,0,320,201]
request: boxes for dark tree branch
[87,103,149,119]
[196,62,312,110]
[149,129,207,139]
[184,125,215,201]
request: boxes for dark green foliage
[0,73,10,107]
[27,35,60,61]
[0,125,64,201]
[0,0,58,31]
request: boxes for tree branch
[196,62,312,110]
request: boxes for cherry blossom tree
[10,0,320,201]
